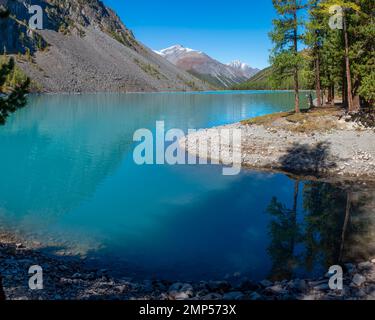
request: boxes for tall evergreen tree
[320,25,343,105]
[306,0,326,107]
[319,0,362,112]
[269,0,373,111]
[348,0,374,109]
[270,0,307,113]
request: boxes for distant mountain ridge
[0,0,210,93]
[155,45,259,88]
[227,60,259,79]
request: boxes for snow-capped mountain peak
[228,60,259,78]
[228,60,249,71]
[154,45,260,88]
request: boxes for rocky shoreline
[179,108,375,181]
[1,231,375,301]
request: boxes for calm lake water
[0,91,374,282]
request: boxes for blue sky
[103,0,277,69]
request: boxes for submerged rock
[352,274,366,287]
[260,280,273,288]
[266,285,288,295]
[168,283,194,300]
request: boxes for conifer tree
[306,0,325,107]
[270,0,307,113]
[348,0,374,109]
[319,0,361,112]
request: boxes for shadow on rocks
[279,142,337,176]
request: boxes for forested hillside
[232,66,310,90]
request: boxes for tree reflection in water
[266,178,375,281]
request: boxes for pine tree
[270,0,307,113]
[321,27,343,105]
[348,0,374,109]
[305,0,325,107]
[0,57,30,125]
[318,0,362,112]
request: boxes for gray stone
[352,274,366,287]
[168,283,194,300]
[354,289,367,298]
[266,285,288,295]
[260,280,273,288]
[171,292,190,300]
[358,261,373,271]
[309,279,327,286]
[300,295,316,301]
[365,284,375,296]
[313,283,330,291]
[201,293,223,300]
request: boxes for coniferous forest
[235,0,374,115]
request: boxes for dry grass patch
[242,106,344,133]
[241,112,292,126]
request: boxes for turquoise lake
[0,91,373,282]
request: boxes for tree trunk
[293,180,299,214]
[327,85,333,105]
[294,69,300,113]
[293,5,300,113]
[330,85,335,105]
[343,13,356,112]
[342,66,347,108]
[0,275,5,301]
[290,180,299,253]
[315,54,322,107]
[339,191,352,262]
[353,95,361,110]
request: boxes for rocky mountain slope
[155,45,258,88]
[0,0,210,93]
